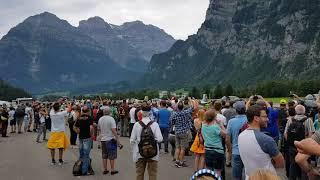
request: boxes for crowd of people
[1,93,320,180]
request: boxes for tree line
[0,80,31,101]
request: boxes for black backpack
[287,118,307,147]
[138,121,158,159]
[72,160,83,176]
[278,109,288,133]
[15,108,25,117]
[72,159,94,176]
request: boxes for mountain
[115,20,176,61]
[78,17,175,71]
[0,12,140,93]
[147,0,320,88]
[0,12,175,93]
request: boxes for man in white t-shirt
[98,106,121,175]
[238,104,284,179]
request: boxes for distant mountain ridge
[0,12,175,93]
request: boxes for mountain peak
[22,11,70,28]
[79,16,112,30]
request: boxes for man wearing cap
[226,101,247,180]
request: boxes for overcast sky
[0,0,209,40]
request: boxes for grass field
[265,97,291,104]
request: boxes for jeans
[24,116,29,132]
[120,117,128,137]
[232,154,244,179]
[79,138,93,174]
[159,127,169,152]
[36,122,46,141]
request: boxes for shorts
[101,141,117,160]
[175,132,190,150]
[16,117,24,124]
[47,132,70,150]
[10,119,16,126]
[205,149,225,170]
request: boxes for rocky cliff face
[148,0,320,88]
[79,18,175,71]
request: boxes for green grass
[265,97,290,104]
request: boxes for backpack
[72,159,94,176]
[287,118,307,147]
[138,121,158,159]
[72,160,83,176]
[15,108,25,117]
[278,109,288,133]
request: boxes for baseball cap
[233,101,245,112]
[280,99,287,105]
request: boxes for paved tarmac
[0,131,214,180]
[0,130,289,180]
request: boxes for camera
[253,95,259,101]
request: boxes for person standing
[73,106,94,175]
[170,100,193,168]
[190,109,205,172]
[15,105,25,134]
[47,102,70,165]
[129,104,137,137]
[130,104,163,180]
[69,105,80,148]
[158,100,171,153]
[201,109,226,177]
[119,100,129,137]
[0,107,9,137]
[9,107,16,133]
[36,106,47,143]
[98,106,121,175]
[25,103,33,132]
[238,105,284,179]
[226,101,247,180]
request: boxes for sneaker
[103,170,109,175]
[58,159,63,165]
[111,171,119,175]
[180,162,188,167]
[87,170,95,176]
[175,162,182,168]
[27,130,32,132]
[51,159,56,165]
[36,140,41,143]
